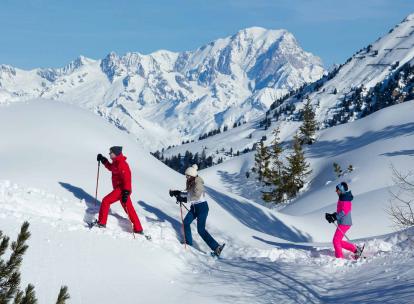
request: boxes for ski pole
[333,222,352,242]
[178,201,187,249]
[95,162,101,207]
[179,201,190,212]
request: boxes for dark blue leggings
[183,202,219,251]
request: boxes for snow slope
[1,100,414,303]
[201,99,414,239]
[311,13,414,124]
[0,27,324,150]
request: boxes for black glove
[121,190,130,204]
[169,190,181,197]
[325,212,337,223]
[177,193,187,204]
[169,190,187,203]
[97,154,108,164]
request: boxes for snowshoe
[134,230,152,241]
[88,220,106,229]
[353,244,365,260]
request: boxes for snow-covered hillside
[0,100,320,302]
[202,99,414,237]
[0,27,324,150]
[1,100,414,303]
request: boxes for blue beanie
[336,182,348,193]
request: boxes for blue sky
[0,0,413,69]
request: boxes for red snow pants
[98,188,143,232]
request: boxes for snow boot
[213,243,226,257]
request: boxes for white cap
[185,164,198,177]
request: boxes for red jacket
[103,154,132,192]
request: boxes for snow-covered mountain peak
[59,55,95,73]
[232,26,288,44]
[403,13,414,21]
[163,13,414,175]
[0,27,324,149]
[251,12,414,132]
[0,64,17,80]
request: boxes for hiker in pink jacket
[325,182,363,259]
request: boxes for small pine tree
[333,163,353,178]
[0,222,70,304]
[299,98,317,145]
[56,286,70,304]
[284,134,312,199]
[262,127,285,203]
[254,141,271,183]
[333,162,343,178]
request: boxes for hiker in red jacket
[95,146,143,234]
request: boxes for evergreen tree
[200,148,207,169]
[284,134,312,199]
[262,127,285,204]
[0,222,70,304]
[183,151,193,170]
[56,286,70,304]
[254,141,271,183]
[299,98,317,145]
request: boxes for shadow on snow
[206,186,311,242]
[59,182,133,233]
[308,123,414,158]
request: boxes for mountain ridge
[0,27,324,150]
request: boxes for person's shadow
[252,236,335,258]
[138,200,204,251]
[59,182,133,232]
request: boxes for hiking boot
[214,243,226,257]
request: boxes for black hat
[110,146,123,156]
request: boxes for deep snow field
[1,99,414,303]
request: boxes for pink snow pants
[333,224,357,258]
